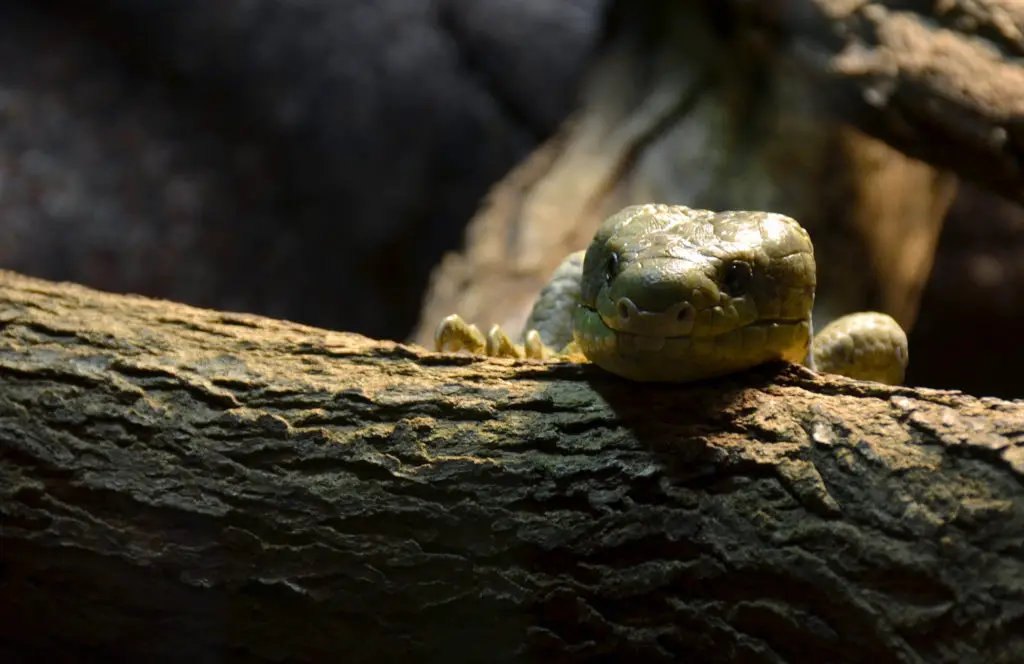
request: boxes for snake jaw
[573,303,811,382]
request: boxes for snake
[434,204,909,385]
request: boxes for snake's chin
[572,305,811,382]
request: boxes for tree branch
[1,270,1022,663]
[756,0,1024,205]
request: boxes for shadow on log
[1,270,1023,663]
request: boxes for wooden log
[1,270,1022,663]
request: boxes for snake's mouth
[611,322,807,354]
[573,304,811,382]
[582,303,807,352]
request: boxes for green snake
[435,204,909,385]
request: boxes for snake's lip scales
[605,317,808,341]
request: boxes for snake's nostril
[677,303,695,323]
[617,299,631,321]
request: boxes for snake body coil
[436,204,908,385]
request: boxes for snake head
[574,204,816,382]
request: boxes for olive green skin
[572,204,817,382]
[435,203,909,385]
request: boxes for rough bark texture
[761,0,1024,207]
[2,271,1023,664]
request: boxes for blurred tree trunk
[412,0,1024,397]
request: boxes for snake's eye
[605,252,620,281]
[722,260,752,296]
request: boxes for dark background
[0,0,1021,398]
[0,0,606,339]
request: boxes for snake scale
[435,204,909,385]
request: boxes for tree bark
[1,270,1023,664]
[756,0,1024,207]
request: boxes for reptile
[434,203,909,385]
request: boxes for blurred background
[0,0,1021,398]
